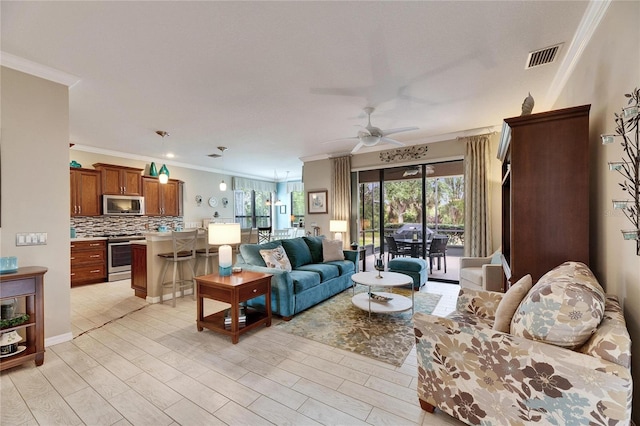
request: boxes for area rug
[276,287,441,367]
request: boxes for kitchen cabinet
[499,105,590,287]
[0,267,46,371]
[142,176,183,216]
[71,240,107,286]
[70,168,102,216]
[93,163,143,196]
[131,243,147,298]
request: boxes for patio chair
[427,235,448,273]
[385,235,411,264]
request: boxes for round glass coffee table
[350,271,414,318]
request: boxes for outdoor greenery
[359,175,465,247]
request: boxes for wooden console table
[0,266,47,371]
[195,271,272,344]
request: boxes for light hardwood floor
[1,279,464,425]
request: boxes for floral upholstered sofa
[413,261,632,425]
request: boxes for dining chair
[427,235,449,273]
[257,226,272,244]
[384,235,411,264]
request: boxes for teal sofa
[235,236,358,320]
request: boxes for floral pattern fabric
[414,294,632,425]
[510,261,605,349]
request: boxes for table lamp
[208,223,241,276]
[329,220,348,242]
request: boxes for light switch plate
[16,232,47,246]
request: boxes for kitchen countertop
[142,229,207,242]
[71,236,108,242]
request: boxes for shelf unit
[0,266,47,371]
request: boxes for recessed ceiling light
[166,153,175,158]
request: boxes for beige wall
[305,136,503,251]
[69,150,234,224]
[552,0,640,419]
[1,67,72,344]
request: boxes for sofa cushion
[511,261,605,349]
[289,270,321,293]
[259,246,292,272]
[490,250,502,264]
[493,274,532,333]
[325,259,355,275]
[239,241,282,267]
[459,267,483,286]
[322,239,345,262]
[281,238,313,268]
[296,263,339,281]
[303,236,325,263]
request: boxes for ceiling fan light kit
[340,107,418,153]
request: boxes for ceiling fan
[347,107,418,153]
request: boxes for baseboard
[45,332,73,347]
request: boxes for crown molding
[546,0,612,105]
[1,51,81,87]
[70,144,290,181]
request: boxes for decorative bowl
[0,257,18,274]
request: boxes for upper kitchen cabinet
[93,163,143,196]
[70,168,102,216]
[142,176,183,216]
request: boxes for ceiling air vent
[525,43,563,69]
[207,153,222,158]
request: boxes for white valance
[286,181,304,193]
[232,177,276,192]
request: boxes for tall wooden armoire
[499,104,590,287]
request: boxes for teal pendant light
[149,162,158,176]
[159,164,169,184]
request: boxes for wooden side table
[1,266,47,371]
[195,271,272,344]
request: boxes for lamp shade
[208,223,241,246]
[329,220,348,233]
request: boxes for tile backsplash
[71,216,185,237]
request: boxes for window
[290,191,305,226]
[234,190,272,228]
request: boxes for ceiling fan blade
[351,141,365,153]
[381,137,405,147]
[382,126,419,136]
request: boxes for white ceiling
[1,1,597,181]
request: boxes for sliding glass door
[357,160,465,264]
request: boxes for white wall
[551,0,640,419]
[1,67,72,344]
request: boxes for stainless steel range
[106,234,145,281]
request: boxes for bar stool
[195,244,217,275]
[157,230,198,307]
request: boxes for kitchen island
[131,230,230,303]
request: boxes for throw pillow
[281,238,313,268]
[259,246,292,272]
[239,241,282,267]
[510,261,605,349]
[490,250,502,265]
[322,239,345,262]
[303,235,326,263]
[492,274,532,333]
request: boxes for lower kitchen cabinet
[131,243,147,298]
[70,240,107,286]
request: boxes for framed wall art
[308,190,328,214]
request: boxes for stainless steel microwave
[103,195,145,215]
